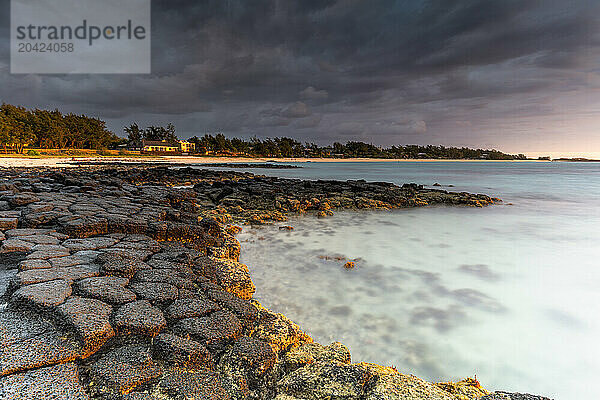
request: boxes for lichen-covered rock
[435,378,490,399]
[11,279,73,308]
[165,297,220,320]
[0,238,35,253]
[60,216,108,238]
[0,331,82,377]
[62,237,120,251]
[101,257,151,278]
[282,342,351,373]
[277,361,370,400]
[222,336,277,377]
[25,248,70,259]
[133,268,197,290]
[195,256,255,300]
[128,281,179,304]
[18,234,60,245]
[153,333,213,368]
[250,304,312,355]
[363,370,456,400]
[56,296,114,356]
[0,362,89,400]
[174,310,242,351]
[18,259,51,271]
[15,264,99,285]
[113,300,166,336]
[5,228,52,237]
[0,217,18,230]
[75,276,136,304]
[0,311,54,348]
[205,285,259,323]
[158,368,230,400]
[89,345,162,395]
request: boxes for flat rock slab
[7,193,39,207]
[102,258,151,278]
[5,228,51,237]
[11,279,72,308]
[48,255,90,268]
[62,237,120,251]
[26,249,71,260]
[154,333,213,368]
[18,234,60,245]
[174,310,242,350]
[133,268,197,290]
[18,259,51,271]
[113,300,166,335]
[57,296,114,356]
[158,368,230,400]
[31,244,69,253]
[165,297,220,320]
[15,264,99,285]
[0,238,35,253]
[0,218,18,230]
[76,276,136,304]
[0,362,89,400]
[129,281,179,304]
[0,330,82,377]
[0,311,54,347]
[90,345,162,395]
[101,248,154,261]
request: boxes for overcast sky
[1,0,599,154]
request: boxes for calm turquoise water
[220,161,600,400]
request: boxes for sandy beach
[0,156,550,168]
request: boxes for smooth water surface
[222,161,600,400]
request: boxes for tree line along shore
[0,103,529,160]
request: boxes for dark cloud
[1,0,599,151]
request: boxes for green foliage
[125,122,179,144]
[187,133,524,160]
[27,149,40,156]
[0,103,119,152]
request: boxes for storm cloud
[1,0,599,153]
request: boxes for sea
[207,161,600,400]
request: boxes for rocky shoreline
[0,165,551,400]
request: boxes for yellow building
[179,140,195,153]
[141,140,179,152]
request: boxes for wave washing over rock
[0,165,550,399]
